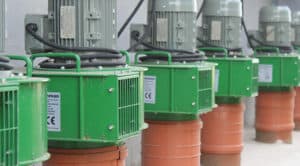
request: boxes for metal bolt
[247,66,250,70]
[108,125,114,130]
[108,88,114,93]
[192,76,196,80]
[192,102,196,106]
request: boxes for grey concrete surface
[126,136,142,166]
[243,97,256,128]
[242,128,300,166]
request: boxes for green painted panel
[207,58,259,97]
[32,67,145,146]
[0,81,19,166]
[137,62,215,118]
[17,77,50,165]
[256,55,300,87]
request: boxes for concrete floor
[242,128,300,166]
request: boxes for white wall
[4,0,47,55]
[244,0,273,30]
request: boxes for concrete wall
[2,0,274,165]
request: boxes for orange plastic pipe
[200,103,244,166]
[44,145,128,166]
[201,103,244,154]
[142,120,202,166]
[256,89,295,143]
[294,87,300,130]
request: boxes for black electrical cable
[140,56,204,62]
[249,35,293,53]
[140,39,196,54]
[242,19,255,49]
[39,60,126,69]
[0,56,13,70]
[197,38,217,47]
[26,23,120,54]
[76,52,123,59]
[248,35,267,46]
[131,31,197,54]
[118,0,145,38]
[248,35,279,47]
[127,0,156,52]
[197,38,242,52]
[0,63,13,70]
[128,0,198,55]
[0,56,10,63]
[241,0,254,49]
[196,0,206,19]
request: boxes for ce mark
[47,116,56,125]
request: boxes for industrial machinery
[250,6,300,143]
[292,11,300,50]
[7,56,50,166]
[25,0,146,165]
[197,0,258,165]
[0,1,50,166]
[292,11,300,131]
[130,0,215,165]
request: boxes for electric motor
[201,0,242,49]
[48,0,117,49]
[147,0,198,51]
[292,11,300,46]
[259,6,292,48]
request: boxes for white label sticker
[258,64,273,83]
[47,92,61,132]
[266,26,275,42]
[144,76,156,104]
[211,21,222,41]
[156,18,168,42]
[214,69,220,92]
[60,6,76,39]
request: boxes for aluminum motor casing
[292,11,300,46]
[259,6,292,47]
[200,0,242,49]
[147,0,198,52]
[48,0,117,49]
